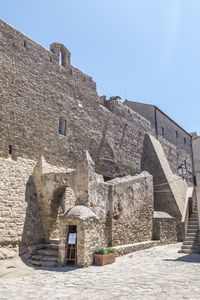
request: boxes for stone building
[0,19,197,266]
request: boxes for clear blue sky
[1,0,200,133]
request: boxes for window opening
[184,137,186,144]
[59,118,66,136]
[24,41,27,47]
[8,145,12,155]
[161,127,164,136]
[59,52,62,65]
[175,131,178,138]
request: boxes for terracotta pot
[94,253,115,266]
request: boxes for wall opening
[175,131,178,138]
[161,127,164,136]
[103,176,114,182]
[58,50,67,67]
[24,41,27,48]
[8,145,12,155]
[184,137,186,144]
[59,117,66,136]
[66,225,77,266]
[59,52,62,65]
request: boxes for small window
[161,127,164,136]
[8,145,12,155]
[184,137,186,144]
[59,52,62,65]
[175,131,178,138]
[24,41,27,47]
[59,118,66,136]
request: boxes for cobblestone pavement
[0,243,200,300]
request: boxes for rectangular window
[184,137,186,144]
[175,131,178,138]
[161,127,164,136]
[59,117,66,136]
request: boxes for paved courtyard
[0,243,200,300]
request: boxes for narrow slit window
[161,127,164,136]
[184,137,186,144]
[59,51,62,65]
[175,130,178,138]
[8,145,12,155]
[59,118,66,136]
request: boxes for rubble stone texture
[0,19,193,263]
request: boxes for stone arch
[50,42,71,69]
[33,156,76,242]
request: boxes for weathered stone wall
[124,101,193,180]
[109,172,154,246]
[141,134,188,241]
[59,206,100,267]
[153,212,177,244]
[0,157,44,249]
[0,19,153,179]
[0,19,190,255]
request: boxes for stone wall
[0,157,44,250]
[124,101,193,181]
[141,134,188,240]
[69,153,154,247]
[0,19,190,256]
[109,173,154,245]
[59,206,100,267]
[0,19,153,179]
[153,211,177,244]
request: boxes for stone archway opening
[49,186,66,241]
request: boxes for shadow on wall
[19,176,45,256]
[48,187,66,239]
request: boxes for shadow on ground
[163,253,200,263]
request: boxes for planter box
[94,253,115,266]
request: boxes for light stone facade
[0,19,195,265]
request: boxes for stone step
[183,239,199,244]
[45,244,59,250]
[28,243,59,254]
[187,229,199,233]
[190,214,198,220]
[189,221,199,225]
[186,233,198,237]
[181,245,200,250]
[182,242,200,247]
[187,225,199,229]
[184,238,199,243]
[190,214,198,218]
[188,219,198,222]
[49,239,59,245]
[180,249,200,254]
[37,249,58,256]
[29,259,58,268]
[31,254,58,262]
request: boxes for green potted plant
[93,246,116,266]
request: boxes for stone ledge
[114,240,160,257]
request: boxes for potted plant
[93,246,116,266]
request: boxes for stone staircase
[181,207,200,254]
[28,242,59,267]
